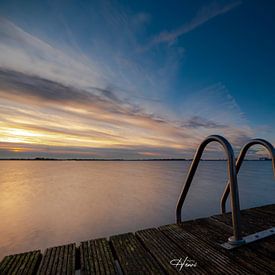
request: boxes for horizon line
[0,157,271,161]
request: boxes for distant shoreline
[0,158,271,161]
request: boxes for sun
[7,128,43,137]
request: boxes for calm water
[0,160,274,259]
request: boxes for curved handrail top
[176,135,239,219]
[220,138,275,213]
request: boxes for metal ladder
[220,138,275,249]
[176,135,275,249]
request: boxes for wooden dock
[1,203,275,274]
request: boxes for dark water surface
[0,160,274,259]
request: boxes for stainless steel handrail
[176,135,243,244]
[220,139,275,214]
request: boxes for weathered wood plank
[110,232,163,274]
[1,204,275,274]
[177,217,275,274]
[1,254,21,274]
[80,238,117,274]
[212,207,275,233]
[23,251,41,274]
[247,207,275,221]
[252,204,275,215]
[159,224,250,274]
[0,250,41,275]
[136,228,205,274]
[0,255,12,273]
[68,243,76,274]
[212,206,275,260]
[37,243,75,275]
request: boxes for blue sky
[0,0,274,159]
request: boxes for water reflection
[0,160,274,259]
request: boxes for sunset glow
[0,1,274,159]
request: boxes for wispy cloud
[0,69,191,150]
[0,16,176,108]
[142,1,241,50]
[0,17,106,90]
[183,116,227,129]
[0,69,254,158]
[0,3,262,159]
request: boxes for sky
[0,0,274,159]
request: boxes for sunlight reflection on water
[0,160,274,258]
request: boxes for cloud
[183,116,227,129]
[178,83,248,127]
[0,68,168,131]
[0,68,256,159]
[0,16,179,112]
[144,1,241,50]
[0,69,194,152]
[0,6,262,159]
[0,68,115,105]
[0,17,108,90]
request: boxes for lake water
[0,160,274,259]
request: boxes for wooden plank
[37,243,75,275]
[177,217,275,274]
[1,254,21,274]
[8,253,27,274]
[212,206,275,260]
[0,255,12,273]
[69,243,76,274]
[21,251,41,274]
[136,228,206,274]
[253,204,275,215]
[159,224,250,274]
[1,204,274,274]
[110,232,163,274]
[248,208,275,221]
[212,207,275,234]
[80,238,117,274]
[0,250,41,275]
